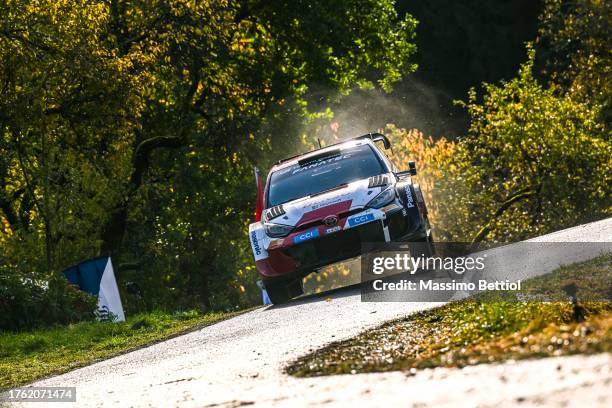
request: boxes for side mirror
[395,170,411,178]
[408,161,417,175]
[396,161,417,178]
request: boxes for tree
[456,48,610,242]
[537,0,611,125]
[97,0,418,256]
[0,0,137,274]
[384,48,610,244]
[0,0,418,313]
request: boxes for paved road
[17,217,612,407]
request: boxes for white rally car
[250,133,434,304]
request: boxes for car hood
[264,177,390,228]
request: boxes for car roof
[270,139,377,172]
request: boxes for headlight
[366,186,396,209]
[264,222,293,238]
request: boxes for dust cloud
[304,77,465,147]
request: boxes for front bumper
[255,203,423,279]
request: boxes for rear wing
[274,132,391,166]
[355,132,391,150]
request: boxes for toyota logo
[323,215,339,227]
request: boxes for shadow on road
[264,283,362,310]
[264,268,461,310]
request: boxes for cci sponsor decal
[347,213,375,227]
[250,231,262,255]
[293,228,320,244]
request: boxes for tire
[407,238,434,259]
[264,278,304,304]
[407,219,435,258]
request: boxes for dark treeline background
[0,0,609,330]
[333,0,542,138]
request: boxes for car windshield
[267,144,386,207]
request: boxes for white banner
[97,257,125,321]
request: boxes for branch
[0,189,23,231]
[0,29,55,53]
[129,69,200,190]
[100,133,184,255]
[13,131,47,226]
[470,186,539,249]
[130,135,183,190]
[100,71,198,254]
[18,189,33,230]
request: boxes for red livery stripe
[295,200,352,226]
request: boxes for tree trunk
[99,135,183,255]
[198,254,212,310]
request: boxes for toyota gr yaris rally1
[249,133,434,304]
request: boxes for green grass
[0,309,250,389]
[287,254,612,377]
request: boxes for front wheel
[407,220,435,258]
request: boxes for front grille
[294,208,364,232]
[282,221,385,271]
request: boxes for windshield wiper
[309,183,348,198]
